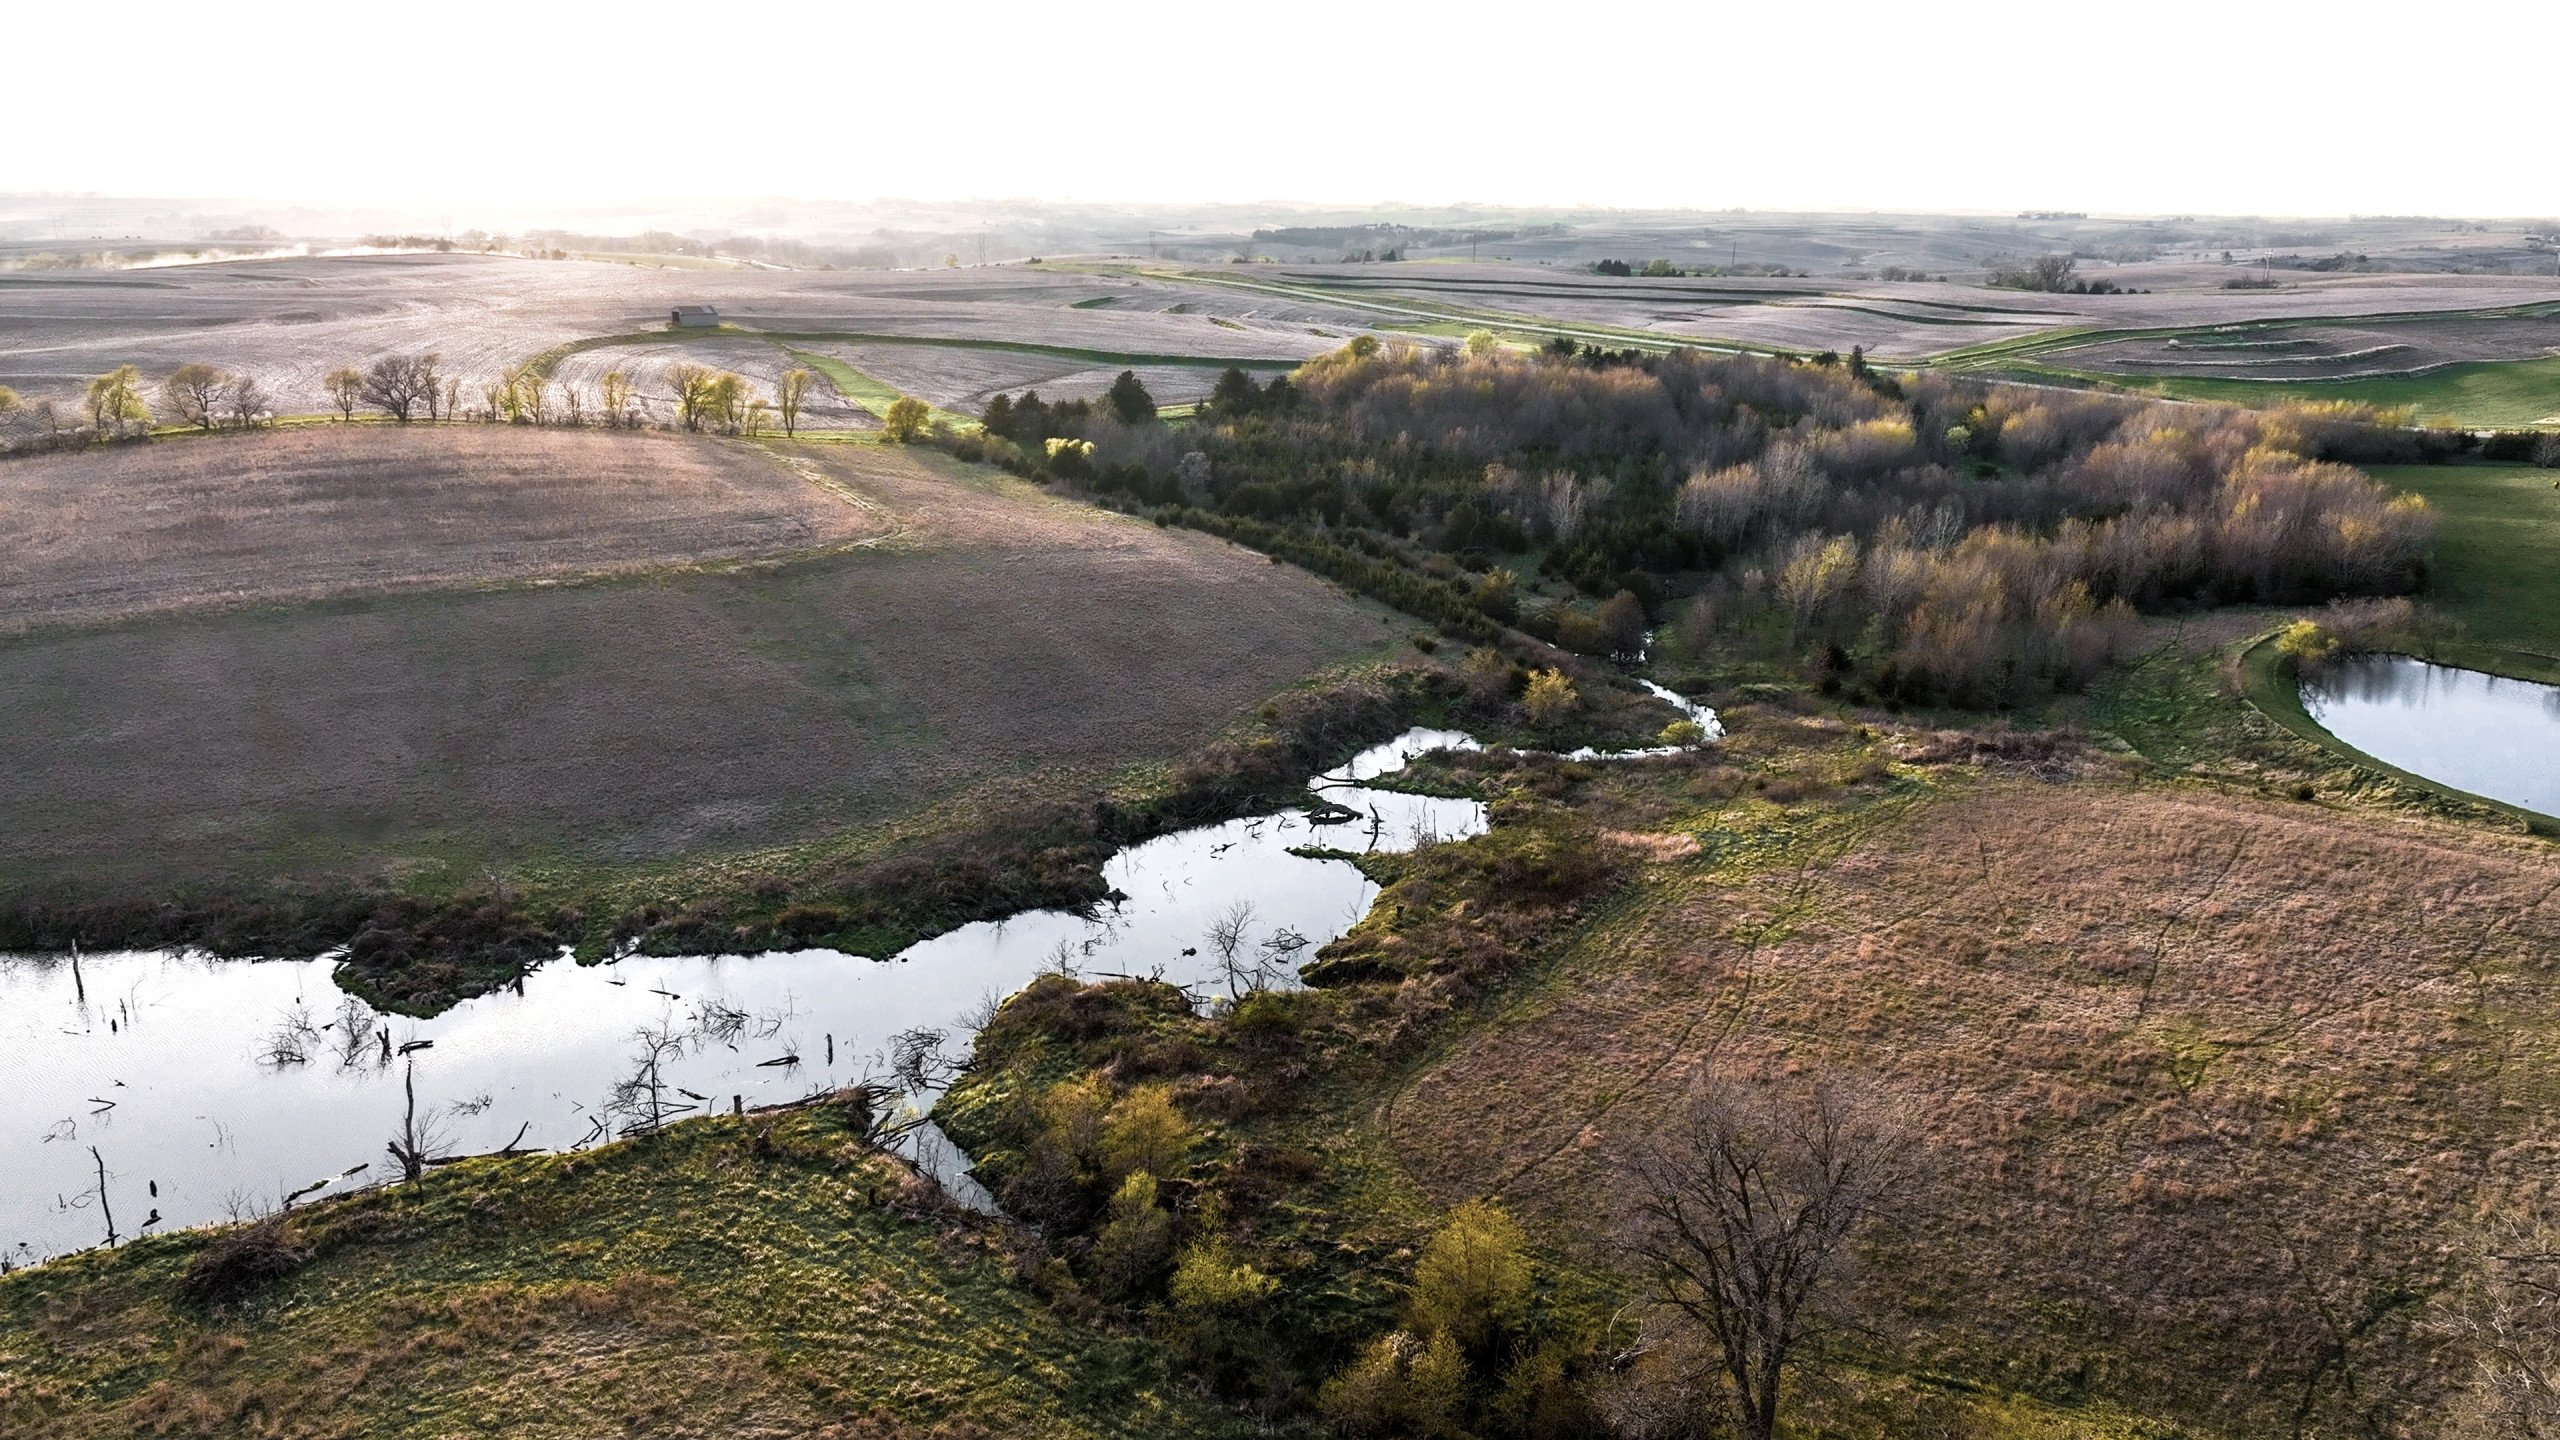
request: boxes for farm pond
[0,686,1716,1266]
[2302,655,2560,820]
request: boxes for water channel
[0,685,1719,1266]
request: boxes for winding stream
[0,688,1718,1266]
[2301,655,2560,820]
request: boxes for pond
[0,695,1718,1267]
[2301,655,2560,820]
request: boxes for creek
[0,686,1719,1266]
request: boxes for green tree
[1105,369,1157,424]
[881,395,931,442]
[85,366,149,431]
[1464,328,1502,357]
[159,363,230,432]
[1091,1171,1176,1300]
[1409,1198,1533,1349]
[1098,1082,1193,1181]
[777,368,812,436]
[666,363,716,432]
[1209,365,1259,410]
[705,371,748,434]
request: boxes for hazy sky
[12,0,2554,219]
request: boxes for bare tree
[159,363,230,431]
[221,374,269,429]
[778,367,812,437]
[1627,1081,1916,1440]
[385,1052,450,1181]
[416,352,444,420]
[605,1016,689,1136]
[888,1026,957,1093]
[1206,899,1284,1000]
[325,367,363,421]
[359,355,435,422]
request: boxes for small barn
[670,305,720,328]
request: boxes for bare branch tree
[1626,1080,1916,1440]
[888,1026,956,1093]
[1205,899,1263,1000]
[221,374,270,430]
[385,1052,451,1181]
[605,1016,690,1136]
[158,363,229,432]
[359,354,436,422]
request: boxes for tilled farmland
[0,425,889,630]
[0,436,1393,891]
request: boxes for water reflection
[0,727,1493,1265]
[0,692,1725,1265]
[2302,655,2560,819]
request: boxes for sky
[8,0,2555,220]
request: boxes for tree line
[0,355,848,453]
[940,339,2453,709]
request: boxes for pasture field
[2122,356,2560,429]
[0,426,888,630]
[0,438,1394,900]
[0,1109,1252,1440]
[2371,462,2560,662]
[1368,753,2560,1431]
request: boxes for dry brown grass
[1379,777,2560,1432]
[0,425,887,631]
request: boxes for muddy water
[0,703,1718,1265]
[2301,656,2560,819]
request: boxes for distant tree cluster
[1591,258,1691,278]
[967,338,2439,709]
[1985,254,2136,294]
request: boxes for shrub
[1522,669,1578,727]
[177,1216,311,1309]
[2276,618,2340,674]
[1170,1236,1280,1312]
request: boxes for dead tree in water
[89,1146,116,1246]
[385,1054,449,1182]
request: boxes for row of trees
[0,363,276,452]
[1,353,849,451]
